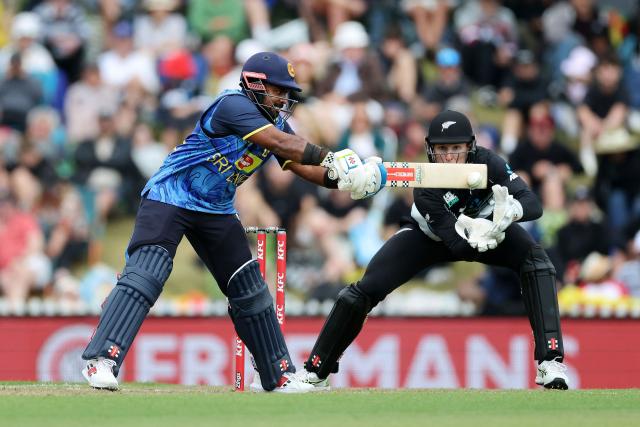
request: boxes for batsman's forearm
[248,126,330,165]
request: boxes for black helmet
[425,110,476,162]
[240,52,300,121]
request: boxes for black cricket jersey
[409,146,542,258]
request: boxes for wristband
[302,143,329,166]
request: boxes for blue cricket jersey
[142,89,291,214]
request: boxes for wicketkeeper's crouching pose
[298,110,570,390]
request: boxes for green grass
[1,383,638,427]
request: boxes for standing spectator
[453,0,518,88]
[0,53,43,132]
[0,191,52,308]
[134,0,187,58]
[577,53,628,176]
[33,0,90,83]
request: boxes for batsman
[80,52,385,393]
[299,110,570,390]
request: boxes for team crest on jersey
[505,163,519,181]
[443,191,459,207]
[235,152,263,173]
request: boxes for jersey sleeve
[486,151,542,221]
[206,95,273,139]
[274,121,296,169]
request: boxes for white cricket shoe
[536,359,569,390]
[82,358,119,390]
[294,369,330,391]
[250,371,314,393]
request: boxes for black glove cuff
[323,168,339,189]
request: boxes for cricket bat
[383,162,488,189]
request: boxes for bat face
[384,162,487,189]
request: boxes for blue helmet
[241,52,301,121]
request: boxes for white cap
[235,38,267,64]
[11,12,41,40]
[561,46,597,79]
[333,21,369,50]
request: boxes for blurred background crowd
[1,0,639,317]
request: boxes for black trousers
[127,197,252,295]
[359,223,536,307]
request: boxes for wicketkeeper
[298,110,570,390]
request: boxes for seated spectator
[379,27,417,104]
[188,0,270,43]
[134,0,187,58]
[550,45,597,139]
[64,62,119,143]
[0,53,43,131]
[577,53,628,176]
[403,0,452,54]
[453,0,518,88]
[201,35,243,95]
[316,21,386,101]
[413,47,471,123]
[298,0,367,41]
[614,218,640,297]
[498,49,550,155]
[0,191,52,308]
[552,186,609,284]
[592,130,640,248]
[40,182,90,272]
[542,0,610,82]
[0,12,58,105]
[97,20,159,94]
[72,109,141,226]
[33,0,89,83]
[336,100,394,160]
[508,104,583,195]
[576,251,628,300]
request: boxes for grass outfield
[1,383,639,427]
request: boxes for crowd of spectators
[1,0,639,316]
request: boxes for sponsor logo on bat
[387,168,415,181]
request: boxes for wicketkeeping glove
[490,185,523,233]
[455,214,505,253]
